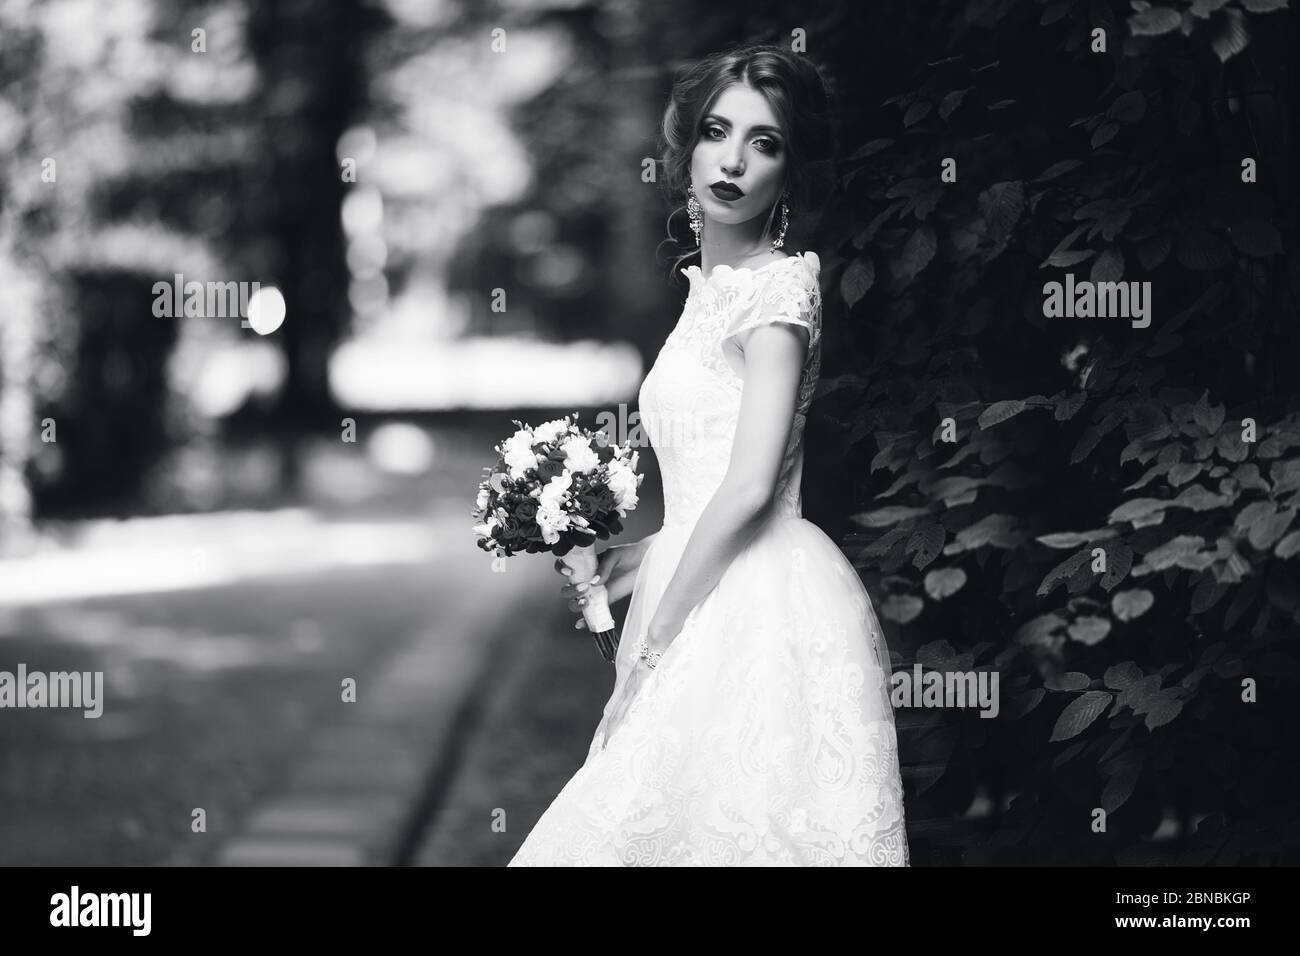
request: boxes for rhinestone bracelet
[637,636,662,669]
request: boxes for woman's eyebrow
[702,113,784,137]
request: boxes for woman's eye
[704,125,724,140]
[755,138,779,153]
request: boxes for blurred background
[1,0,1297,867]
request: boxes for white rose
[532,418,571,445]
[560,435,600,475]
[535,501,571,545]
[538,471,573,508]
[502,429,540,481]
[606,460,639,516]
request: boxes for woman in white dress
[509,43,909,866]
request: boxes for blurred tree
[0,0,373,527]
[246,0,376,490]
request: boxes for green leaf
[894,225,937,282]
[1109,498,1168,524]
[1104,661,1143,690]
[845,137,894,162]
[880,594,924,624]
[1054,391,1088,421]
[1171,484,1231,512]
[1100,542,1134,591]
[951,513,1021,552]
[1144,695,1184,731]
[1275,531,1300,559]
[977,181,1025,243]
[1270,459,1300,494]
[1106,90,1148,125]
[923,567,967,600]
[1047,671,1092,692]
[1111,588,1154,621]
[1167,462,1204,487]
[1248,507,1295,551]
[1036,530,1102,549]
[1193,389,1226,434]
[1068,615,1112,645]
[979,399,1028,429]
[1050,691,1113,742]
[1033,159,1082,183]
[1037,548,1092,597]
[1210,8,1250,63]
[1101,753,1144,813]
[1090,246,1125,283]
[1091,121,1119,149]
[907,523,946,569]
[851,505,930,528]
[841,255,875,307]
[1014,612,1067,646]
[1142,534,1207,571]
[1130,7,1183,35]
[1008,688,1045,719]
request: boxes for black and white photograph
[0,0,1295,925]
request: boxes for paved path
[189,518,562,866]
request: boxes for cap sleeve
[720,252,822,359]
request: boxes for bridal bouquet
[471,413,644,663]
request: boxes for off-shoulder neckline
[681,250,817,288]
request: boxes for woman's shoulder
[763,250,821,292]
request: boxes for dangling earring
[686,182,703,246]
[772,191,790,250]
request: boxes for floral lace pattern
[508,250,909,867]
[641,252,822,529]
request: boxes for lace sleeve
[719,254,822,360]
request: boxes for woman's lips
[709,182,744,201]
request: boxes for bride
[509,42,909,866]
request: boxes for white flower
[606,459,639,516]
[501,428,540,481]
[532,417,571,445]
[535,502,572,545]
[475,487,490,511]
[559,435,600,475]
[538,471,572,506]
[533,472,574,544]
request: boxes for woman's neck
[698,222,785,276]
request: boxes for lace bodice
[638,251,823,529]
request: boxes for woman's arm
[648,320,809,631]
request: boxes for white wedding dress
[509,251,909,866]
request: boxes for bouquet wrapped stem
[472,413,643,665]
[560,543,618,664]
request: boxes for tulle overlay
[509,252,909,866]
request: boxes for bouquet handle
[560,543,618,663]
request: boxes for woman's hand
[556,534,657,630]
[602,609,687,735]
